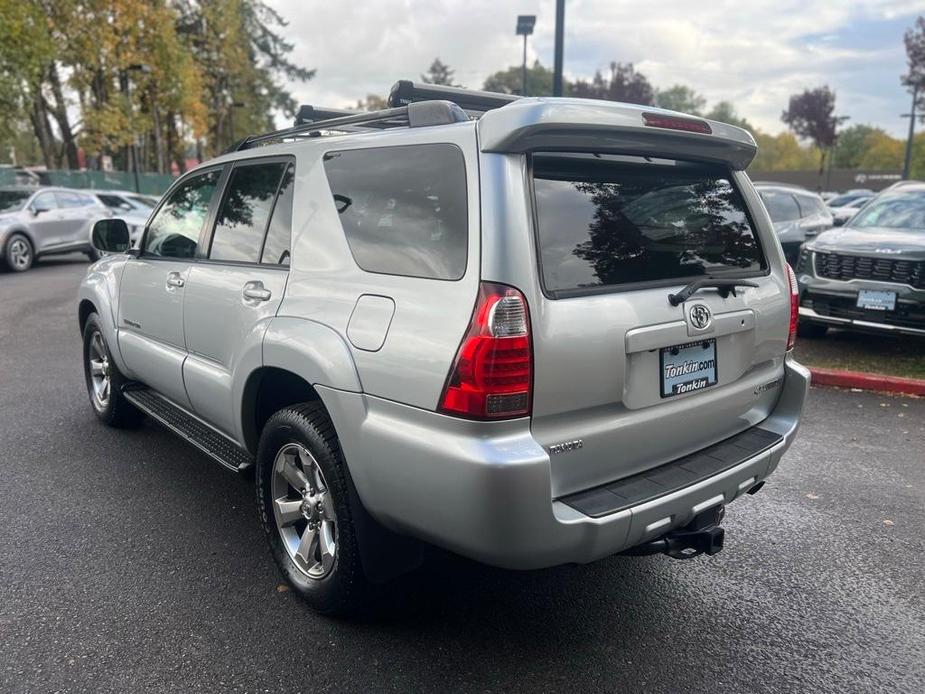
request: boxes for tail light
[786,264,799,351]
[439,282,532,419]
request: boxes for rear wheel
[3,233,33,272]
[82,313,144,428]
[797,321,828,339]
[256,403,370,615]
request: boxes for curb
[809,367,925,396]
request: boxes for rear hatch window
[532,154,767,297]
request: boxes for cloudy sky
[268,0,923,136]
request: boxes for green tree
[484,61,555,96]
[421,58,459,87]
[705,101,754,132]
[352,94,388,111]
[781,85,848,177]
[571,62,654,105]
[857,130,904,170]
[831,124,878,168]
[654,85,705,115]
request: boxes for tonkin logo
[689,304,712,330]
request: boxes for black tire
[256,403,370,616]
[797,321,828,339]
[82,313,145,428]
[2,232,34,272]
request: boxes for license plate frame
[856,289,897,312]
[659,339,718,399]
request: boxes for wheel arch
[240,317,363,454]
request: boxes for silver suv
[1,187,109,272]
[78,82,809,614]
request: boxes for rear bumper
[319,358,809,570]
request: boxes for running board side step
[123,386,254,473]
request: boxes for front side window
[760,191,801,223]
[323,144,468,280]
[144,169,221,259]
[533,155,766,296]
[32,192,58,212]
[209,162,287,263]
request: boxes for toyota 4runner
[79,81,809,615]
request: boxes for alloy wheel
[271,443,337,579]
[9,238,31,270]
[87,331,111,410]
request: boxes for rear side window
[322,144,468,280]
[532,155,766,296]
[760,191,801,222]
[260,163,294,265]
[210,162,287,263]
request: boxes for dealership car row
[0,186,159,272]
[1,175,923,338]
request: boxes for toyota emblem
[689,304,712,330]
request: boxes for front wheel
[3,232,34,272]
[256,403,370,615]
[82,313,144,428]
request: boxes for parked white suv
[79,82,809,614]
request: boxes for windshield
[0,190,31,213]
[850,193,925,231]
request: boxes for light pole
[516,15,536,96]
[126,63,151,193]
[553,0,565,96]
[902,83,921,180]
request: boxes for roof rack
[230,100,468,152]
[388,80,520,114]
[294,105,358,126]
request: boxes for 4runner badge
[549,439,583,455]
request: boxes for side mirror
[832,217,846,227]
[31,202,50,216]
[91,218,131,254]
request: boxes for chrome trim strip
[799,306,925,336]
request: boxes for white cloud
[268,0,921,136]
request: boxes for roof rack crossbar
[237,106,411,150]
[388,80,520,113]
[294,105,359,126]
[232,100,469,152]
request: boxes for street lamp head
[516,15,536,36]
[127,63,152,74]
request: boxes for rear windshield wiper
[668,278,759,306]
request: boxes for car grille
[804,294,925,330]
[814,252,925,289]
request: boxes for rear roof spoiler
[477,98,758,170]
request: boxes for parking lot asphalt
[1,256,923,694]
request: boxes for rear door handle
[166,272,185,289]
[242,281,272,303]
